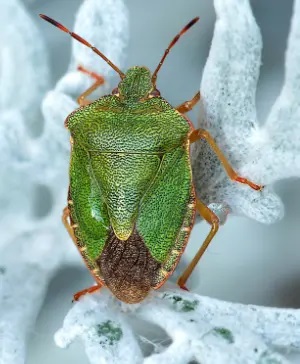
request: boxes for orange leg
[77,65,105,106]
[62,206,77,243]
[177,198,219,289]
[189,128,263,190]
[62,206,103,301]
[73,285,102,302]
[176,91,200,113]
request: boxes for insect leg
[73,285,102,302]
[62,207,103,301]
[62,206,77,243]
[189,128,264,190]
[77,65,105,106]
[177,198,219,289]
[176,91,201,113]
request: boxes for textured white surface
[0,0,49,122]
[1,0,300,363]
[0,0,50,247]
[56,0,129,97]
[55,287,299,364]
[0,231,62,364]
[244,0,300,183]
[55,291,143,364]
[192,0,293,224]
[54,1,300,362]
[0,0,129,363]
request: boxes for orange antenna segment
[152,17,200,86]
[39,14,125,79]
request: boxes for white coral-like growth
[0,0,49,121]
[0,0,300,363]
[0,0,128,363]
[55,287,299,364]
[192,0,298,224]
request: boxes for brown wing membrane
[97,228,161,303]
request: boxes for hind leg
[62,207,103,301]
[73,285,102,302]
[62,206,77,243]
[177,198,219,290]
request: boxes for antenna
[152,17,200,86]
[39,14,125,79]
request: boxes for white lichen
[192,0,298,224]
[54,287,299,364]
[0,0,300,363]
[0,0,128,363]
[0,0,49,123]
[53,0,300,363]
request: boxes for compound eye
[112,87,119,95]
[149,89,161,98]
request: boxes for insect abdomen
[97,228,161,304]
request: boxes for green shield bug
[40,14,262,304]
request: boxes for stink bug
[40,14,262,304]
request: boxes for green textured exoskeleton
[67,66,196,303]
[40,14,262,303]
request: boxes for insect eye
[149,89,161,98]
[112,87,119,95]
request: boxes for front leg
[77,65,105,106]
[189,128,263,190]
